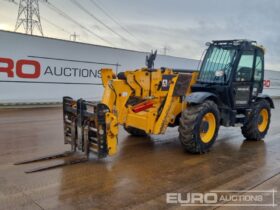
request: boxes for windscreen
[198,46,237,83]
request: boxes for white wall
[0,30,198,103]
[263,70,280,97]
[0,30,279,104]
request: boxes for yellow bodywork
[100,68,198,155]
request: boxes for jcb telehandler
[16,39,274,173]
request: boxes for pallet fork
[15,97,110,173]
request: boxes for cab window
[236,51,254,81]
[254,54,263,82]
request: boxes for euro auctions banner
[0,30,199,103]
[0,55,119,85]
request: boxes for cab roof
[210,39,265,53]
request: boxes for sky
[0,0,280,70]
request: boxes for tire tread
[179,100,220,153]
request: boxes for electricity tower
[163,46,170,56]
[15,0,44,36]
[70,32,79,41]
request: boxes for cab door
[233,50,255,108]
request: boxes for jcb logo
[0,57,41,79]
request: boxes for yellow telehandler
[16,40,274,173]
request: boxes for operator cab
[192,39,265,109]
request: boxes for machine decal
[161,75,175,91]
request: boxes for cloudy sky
[0,0,280,70]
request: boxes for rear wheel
[124,126,147,137]
[241,100,271,140]
[179,100,220,153]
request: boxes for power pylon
[15,0,44,36]
[70,32,79,41]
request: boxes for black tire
[241,99,271,140]
[179,100,220,154]
[124,126,147,137]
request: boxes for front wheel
[241,100,271,140]
[179,100,220,154]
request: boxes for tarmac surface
[0,101,280,210]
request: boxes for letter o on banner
[16,60,41,79]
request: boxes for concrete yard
[0,102,280,210]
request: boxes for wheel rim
[200,112,216,143]
[258,108,269,132]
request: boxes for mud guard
[257,93,274,108]
[186,92,218,104]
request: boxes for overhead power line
[41,16,71,34]
[7,0,151,50]
[70,0,127,41]
[88,0,153,51]
[44,1,114,46]
[88,0,139,41]
[6,0,114,46]
[71,0,148,50]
